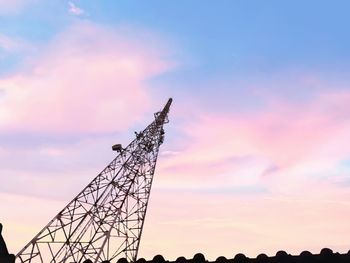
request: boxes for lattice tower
[16,98,173,263]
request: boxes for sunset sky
[1,0,350,260]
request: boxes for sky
[1,0,350,261]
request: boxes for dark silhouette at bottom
[115,249,350,263]
[2,222,350,263]
[0,223,15,263]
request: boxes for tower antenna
[16,98,173,263]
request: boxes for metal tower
[16,98,173,263]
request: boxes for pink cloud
[68,1,84,16]
[4,76,350,259]
[0,34,31,56]
[0,21,174,134]
[2,21,350,259]
[0,0,35,15]
[0,34,19,52]
[157,88,350,193]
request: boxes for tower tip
[163,98,173,111]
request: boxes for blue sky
[2,0,350,260]
[2,1,350,74]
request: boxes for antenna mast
[17,98,173,263]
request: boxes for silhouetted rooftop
[1,223,349,263]
[116,249,350,263]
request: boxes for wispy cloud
[157,84,350,196]
[0,0,35,15]
[0,34,18,51]
[68,1,84,16]
[0,34,30,53]
[0,21,174,134]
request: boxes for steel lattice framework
[16,98,172,263]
